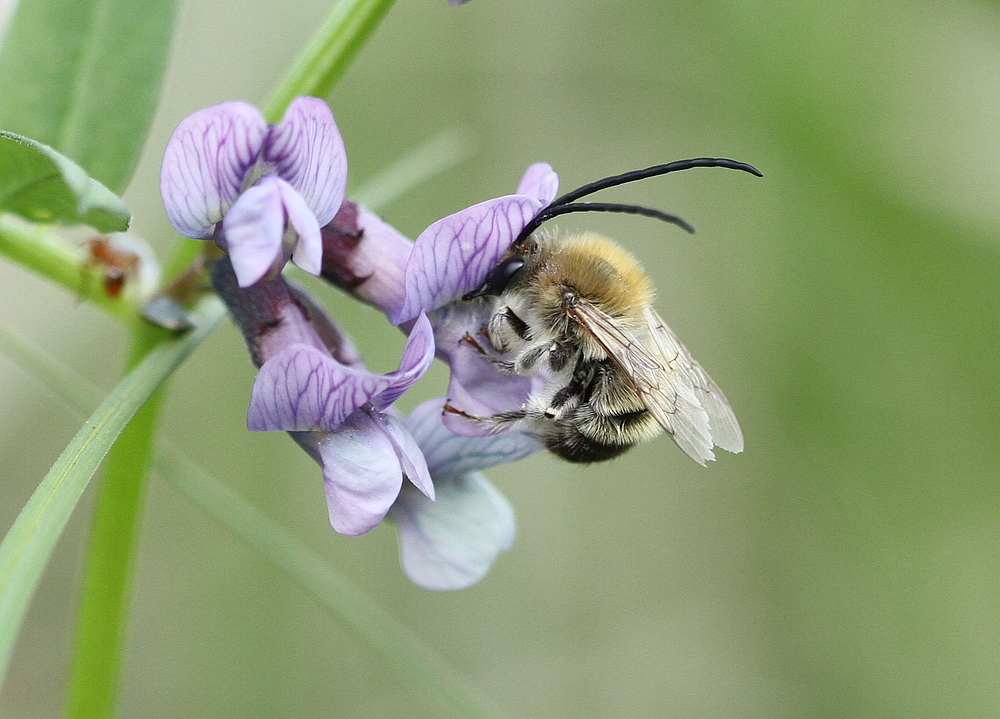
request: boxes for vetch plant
[0,0,755,716]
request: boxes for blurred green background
[2,0,1000,716]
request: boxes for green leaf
[0,297,224,682]
[0,131,130,231]
[0,0,179,193]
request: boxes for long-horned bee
[451,158,760,464]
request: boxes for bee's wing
[568,300,717,465]
[643,306,744,455]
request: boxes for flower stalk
[262,0,396,122]
[63,321,172,719]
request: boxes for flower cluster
[162,97,551,590]
[161,97,346,288]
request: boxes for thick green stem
[63,321,170,719]
[0,213,141,325]
[262,0,396,121]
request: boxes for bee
[449,158,760,464]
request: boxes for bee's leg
[443,401,526,431]
[548,342,571,372]
[457,332,515,373]
[544,358,596,418]
[513,343,549,374]
[487,306,531,353]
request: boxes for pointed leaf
[0,131,130,231]
[0,0,180,192]
[0,298,224,682]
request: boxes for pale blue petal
[317,411,404,535]
[405,398,541,478]
[380,413,435,500]
[161,101,267,238]
[222,176,285,287]
[392,195,542,324]
[278,179,322,276]
[391,472,515,591]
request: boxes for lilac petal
[370,313,434,409]
[248,316,434,432]
[318,410,404,535]
[161,101,267,238]
[405,398,541,478]
[277,180,322,276]
[262,96,347,227]
[390,472,515,591]
[222,176,285,287]
[248,344,389,431]
[392,195,543,324]
[516,162,559,204]
[380,412,435,500]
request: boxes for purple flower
[210,257,435,536]
[382,163,559,436]
[161,97,347,288]
[249,315,436,535]
[389,398,540,590]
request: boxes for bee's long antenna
[528,202,696,237]
[551,158,762,208]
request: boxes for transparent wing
[642,306,744,455]
[567,301,716,465]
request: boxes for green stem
[63,321,170,719]
[0,213,141,325]
[262,0,396,122]
[48,0,402,714]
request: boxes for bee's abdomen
[543,427,634,463]
[542,407,656,463]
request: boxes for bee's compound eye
[488,257,525,295]
[462,257,526,301]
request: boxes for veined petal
[222,176,285,287]
[318,410,405,535]
[405,398,540,479]
[161,101,267,238]
[277,179,322,276]
[248,316,434,432]
[380,413,434,500]
[391,472,515,591]
[247,344,387,431]
[263,96,347,227]
[516,162,559,204]
[392,195,543,324]
[371,314,434,409]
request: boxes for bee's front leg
[487,305,531,353]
